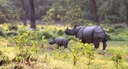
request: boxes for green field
[0,24,128,69]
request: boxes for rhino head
[49,38,56,44]
[65,25,77,35]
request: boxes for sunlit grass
[0,24,128,69]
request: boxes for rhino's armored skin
[49,38,69,49]
[65,25,108,50]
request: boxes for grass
[1,41,128,69]
[0,24,128,69]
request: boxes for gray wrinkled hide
[49,38,69,49]
[65,25,108,50]
[75,25,106,43]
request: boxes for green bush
[114,28,124,34]
[114,25,124,29]
[13,56,24,62]
[12,33,29,46]
[8,25,18,31]
[36,31,44,40]
[107,34,111,40]
[107,28,115,33]
[66,36,78,41]
[108,33,127,41]
[0,29,5,36]
[43,31,52,39]
[0,51,10,66]
[18,29,28,35]
[107,47,126,69]
[57,30,64,36]
[6,31,18,36]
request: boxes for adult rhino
[65,25,108,51]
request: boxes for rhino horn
[52,37,55,40]
[73,24,77,29]
[66,27,69,30]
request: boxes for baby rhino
[49,37,69,49]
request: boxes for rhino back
[76,26,86,40]
[93,26,105,40]
[82,26,96,43]
[55,38,67,46]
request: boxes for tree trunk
[124,0,128,26]
[21,0,27,26]
[0,4,10,20]
[29,0,36,29]
[90,0,100,25]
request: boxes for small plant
[14,65,24,69]
[107,28,115,33]
[0,51,10,66]
[12,56,24,62]
[13,33,29,47]
[70,41,95,68]
[82,43,95,69]
[6,31,18,36]
[43,31,52,39]
[107,47,126,69]
[70,41,83,66]
[8,25,18,31]
[57,30,64,36]
[0,29,5,37]
[114,25,124,29]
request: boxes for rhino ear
[73,24,77,29]
[53,37,55,40]
[66,27,68,30]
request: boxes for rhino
[49,37,69,49]
[65,25,108,51]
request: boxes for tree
[124,0,128,26]
[90,0,100,25]
[21,0,28,26]
[0,4,9,20]
[29,0,36,29]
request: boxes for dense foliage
[0,0,128,24]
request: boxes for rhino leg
[102,39,107,50]
[94,40,100,49]
[56,45,60,49]
[102,32,108,50]
[63,42,68,48]
[63,40,68,48]
[64,45,67,48]
[82,39,86,44]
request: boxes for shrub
[107,34,111,40]
[6,31,18,36]
[107,28,115,33]
[8,25,18,31]
[13,33,29,46]
[66,36,78,41]
[82,43,95,69]
[70,41,95,68]
[0,29,5,36]
[57,30,64,36]
[114,25,124,29]
[36,31,44,40]
[70,41,83,66]
[43,31,52,39]
[18,29,28,35]
[107,47,126,69]
[0,51,10,66]
[12,56,24,62]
